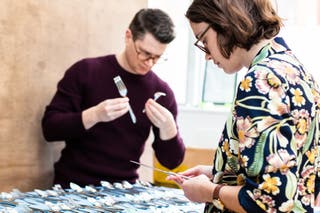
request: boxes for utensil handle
[167,171,191,180]
[128,105,136,124]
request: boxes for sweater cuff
[152,133,185,169]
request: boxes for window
[148,0,320,108]
[277,0,320,81]
[148,0,191,104]
[202,63,237,105]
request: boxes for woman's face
[190,21,244,74]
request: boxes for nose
[144,58,155,67]
[205,53,212,61]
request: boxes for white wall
[0,0,148,192]
[138,106,228,182]
[177,106,229,149]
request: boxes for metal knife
[130,160,190,180]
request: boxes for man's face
[126,31,168,75]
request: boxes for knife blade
[130,160,190,180]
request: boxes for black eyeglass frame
[133,40,167,64]
[194,25,211,54]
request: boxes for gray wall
[0,0,147,192]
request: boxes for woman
[167,0,320,212]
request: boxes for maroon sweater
[42,55,185,188]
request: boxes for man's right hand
[82,97,129,129]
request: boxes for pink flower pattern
[209,38,320,213]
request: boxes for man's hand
[144,99,177,140]
[82,97,129,129]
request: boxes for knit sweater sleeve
[151,83,185,169]
[41,60,87,141]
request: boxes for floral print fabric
[207,37,320,213]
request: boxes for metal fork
[113,75,137,124]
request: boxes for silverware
[130,160,190,180]
[142,92,166,113]
[113,75,137,124]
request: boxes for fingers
[104,98,129,112]
[178,169,197,177]
[145,105,164,126]
[177,168,199,179]
[145,99,173,125]
[106,97,129,107]
[316,193,320,206]
[96,97,130,122]
[145,100,166,121]
[105,104,129,119]
[175,166,209,178]
[146,99,163,111]
[166,175,185,185]
[144,99,177,140]
[105,98,129,117]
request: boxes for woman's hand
[166,165,213,184]
[169,174,214,203]
[316,193,320,206]
[181,174,214,203]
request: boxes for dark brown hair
[186,0,282,58]
[129,8,175,44]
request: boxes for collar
[250,37,290,68]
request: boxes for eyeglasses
[133,41,167,64]
[194,25,211,54]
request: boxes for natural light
[148,0,320,108]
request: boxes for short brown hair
[129,8,175,44]
[186,0,282,58]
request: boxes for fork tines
[113,75,137,124]
[113,76,126,96]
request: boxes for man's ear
[125,29,132,42]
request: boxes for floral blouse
[206,37,320,213]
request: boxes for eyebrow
[140,46,162,58]
[195,25,210,40]
[195,30,205,39]
[195,32,201,39]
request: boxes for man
[42,8,185,188]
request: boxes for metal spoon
[142,92,166,113]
